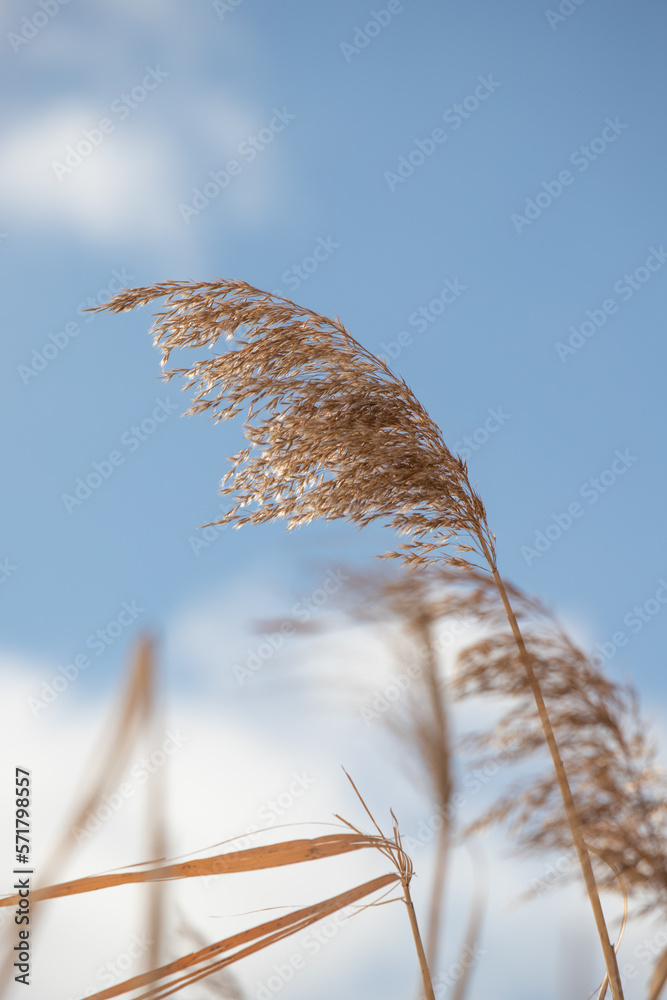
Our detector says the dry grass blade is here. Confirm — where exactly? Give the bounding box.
[91,279,494,571]
[175,909,245,999]
[81,873,399,1000]
[0,833,385,909]
[144,643,167,981]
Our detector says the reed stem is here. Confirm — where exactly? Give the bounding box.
[403,878,437,1000]
[425,823,449,973]
[415,614,451,974]
[478,538,624,1000]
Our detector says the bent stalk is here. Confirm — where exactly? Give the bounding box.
[404,878,437,1000]
[478,538,624,1000]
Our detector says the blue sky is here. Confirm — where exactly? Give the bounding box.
[1,2,666,998]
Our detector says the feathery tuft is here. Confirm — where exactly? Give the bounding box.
[93,278,494,570]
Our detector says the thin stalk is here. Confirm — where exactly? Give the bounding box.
[414,615,452,973]
[478,537,624,1000]
[146,641,165,984]
[425,823,449,973]
[450,859,485,1000]
[403,878,436,1000]
[339,774,436,1000]
[647,945,667,1000]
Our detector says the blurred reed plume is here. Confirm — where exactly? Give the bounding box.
[0,637,164,997]
[333,564,667,999]
[449,577,667,911]
[448,573,667,999]
[94,277,623,997]
[328,567,489,1000]
[328,568,455,975]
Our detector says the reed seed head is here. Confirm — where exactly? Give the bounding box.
[95,278,495,570]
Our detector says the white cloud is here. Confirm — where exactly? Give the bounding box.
[2,583,666,1000]
[2,0,296,265]
[0,93,295,267]
[0,650,388,1000]
[0,107,181,243]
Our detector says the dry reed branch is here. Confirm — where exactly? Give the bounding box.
[93,278,623,998]
[481,547,623,999]
[2,816,431,1000]
[0,833,387,909]
[1,829,406,999]
[83,874,401,1000]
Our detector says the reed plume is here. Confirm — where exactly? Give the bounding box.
[335,568,490,1000]
[449,584,667,997]
[446,576,667,909]
[94,277,624,998]
[94,279,492,571]
[336,565,667,996]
